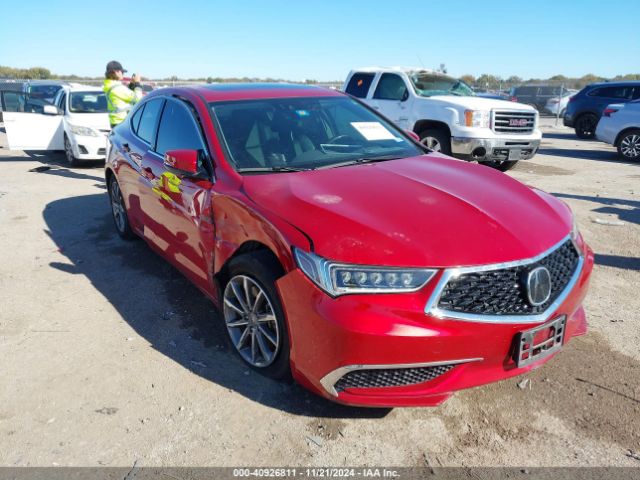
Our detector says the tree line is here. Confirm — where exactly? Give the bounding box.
[2,65,639,90]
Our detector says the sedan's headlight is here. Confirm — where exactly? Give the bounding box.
[464,110,490,128]
[69,124,99,137]
[293,248,437,296]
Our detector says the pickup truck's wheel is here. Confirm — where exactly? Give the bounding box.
[480,160,518,172]
[574,113,598,139]
[420,129,451,155]
[64,134,80,167]
[222,252,291,380]
[108,176,135,240]
[617,129,640,161]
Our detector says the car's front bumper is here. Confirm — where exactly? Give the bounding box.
[70,133,108,160]
[277,243,594,407]
[451,136,541,162]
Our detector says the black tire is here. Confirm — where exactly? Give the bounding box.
[222,252,291,380]
[107,176,135,240]
[479,160,519,172]
[419,129,452,155]
[64,134,80,167]
[616,129,640,161]
[574,113,598,139]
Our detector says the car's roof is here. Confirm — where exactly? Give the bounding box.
[28,80,69,86]
[172,82,343,102]
[586,80,640,88]
[350,66,439,75]
[60,84,103,93]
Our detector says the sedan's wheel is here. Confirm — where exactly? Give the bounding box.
[222,253,290,379]
[419,129,452,155]
[224,275,279,367]
[574,113,598,139]
[64,135,80,167]
[108,177,135,240]
[618,129,640,161]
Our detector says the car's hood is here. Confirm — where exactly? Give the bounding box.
[429,95,535,112]
[65,113,110,131]
[242,155,571,267]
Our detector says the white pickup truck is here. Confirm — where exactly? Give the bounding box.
[343,67,542,171]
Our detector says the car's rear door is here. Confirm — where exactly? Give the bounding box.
[589,86,636,114]
[138,96,215,292]
[1,91,64,150]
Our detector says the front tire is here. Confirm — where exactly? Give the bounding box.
[222,252,291,380]
[64,135,80,167]
[617,129,640,161]
[419,129,452,155]
[108,176,135,240]
[574,113,598,139]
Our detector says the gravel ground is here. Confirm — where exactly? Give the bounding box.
[0,118,638,467]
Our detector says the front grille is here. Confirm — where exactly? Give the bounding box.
[437,240,579,316]
[334,364,454,392]
[492,110,536,134]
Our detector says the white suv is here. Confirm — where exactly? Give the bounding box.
[596,100,640,161]
[344,67,542,171]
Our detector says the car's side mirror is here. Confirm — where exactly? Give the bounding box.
[163,149,200,176]
[43,104,62,115]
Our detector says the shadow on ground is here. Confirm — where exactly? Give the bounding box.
[43,193,390,419]
[0,151,105,182]
[554,192,640,227]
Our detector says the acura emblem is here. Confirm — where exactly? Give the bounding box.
[526,266,552,306]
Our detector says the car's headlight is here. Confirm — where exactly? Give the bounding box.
[464,110,490,128]
[293,248,437,296]
[69,124,98,137]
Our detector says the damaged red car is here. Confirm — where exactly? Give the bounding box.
[105,83,594,407]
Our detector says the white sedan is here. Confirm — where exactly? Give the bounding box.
[596,100,640,161]
[1,84,110,165]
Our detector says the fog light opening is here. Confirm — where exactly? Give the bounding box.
[471,147,486,159]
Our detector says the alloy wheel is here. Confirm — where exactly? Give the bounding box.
[64,137,75,165]
[421,136,441,152]
[223,275,280,368]
[109,180,126,233]
[620,134,640,159]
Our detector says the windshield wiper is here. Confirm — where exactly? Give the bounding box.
[318,155,403,169]
[236,166,315,174]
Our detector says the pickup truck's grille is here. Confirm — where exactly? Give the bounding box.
[436,240,580,316]
[492,110,536,134]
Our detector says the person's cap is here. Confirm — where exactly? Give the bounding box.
[106,60,127,73]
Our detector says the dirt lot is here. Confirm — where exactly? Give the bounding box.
[0,118,639,468]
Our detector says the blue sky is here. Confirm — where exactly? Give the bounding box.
[1,0,638,81]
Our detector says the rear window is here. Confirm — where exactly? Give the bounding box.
[512,86,538,95]
[345,73,375,98]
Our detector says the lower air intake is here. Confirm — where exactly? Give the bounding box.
[334,364,455,392]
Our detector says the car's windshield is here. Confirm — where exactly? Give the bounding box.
[210,96,423,173]
[69,92,108,113]
[409,73,475,97]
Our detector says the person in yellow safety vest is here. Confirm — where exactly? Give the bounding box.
[103,60,143,129]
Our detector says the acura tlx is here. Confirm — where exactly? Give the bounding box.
[105,83,593,407]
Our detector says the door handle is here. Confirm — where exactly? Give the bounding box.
[122,143,131,153]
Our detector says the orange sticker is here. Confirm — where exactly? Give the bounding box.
[357,79,363,87]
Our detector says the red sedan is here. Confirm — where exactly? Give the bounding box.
[105,83,594,407]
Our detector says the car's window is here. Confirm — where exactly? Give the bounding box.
[538,86,561,96]
[1,91,26,112]
[136,98,164,144]
[155,99,206,157]
[210,96,423,173]
[28,85,63,104]
[373,74,408,101]
[129,104,144,134]
[513,86,537,96]
[345,73,375,98]
[409,73,475,97]
[69,92,108,113]
[589,86,635,99]
[633,87,640,100]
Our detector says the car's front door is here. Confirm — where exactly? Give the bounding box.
[138,97,215,292]
[368,73,412,129]
[1,91,64,150]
